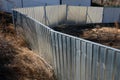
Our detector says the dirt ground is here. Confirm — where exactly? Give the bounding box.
[0,12,56,80]
[53,24,120,49]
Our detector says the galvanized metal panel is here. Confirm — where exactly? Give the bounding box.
[23,17,37,52]
[57,5,67,25]
[87,7,103,23]
[66,36,72,80]
[35,22,54,65]
[51,31,57,71]
[81,41,87,80]
[70,38,76,80]
[33,7,45,23]
[19,8,31,14]
[46,6,59,26]
[16,12,21,26]
[114,52,120,80]
[41,27,47,60]
[99,47,106,80]
[92,45,99,80]
[57,33,63,80]
[105,49,115,80]
[61,35,67,80]
[40,25,46,58]
[24,8,29,14]
[23,18,32,48]
[75,39,81,80]
[35,23,42,54]
[86,43,93,80]
[18,7,35,18]
[27,18,38,53]
[46,5,66,27]
[67,6,87,24]
[46,29,53,65]
[52,32,60,80]
[103,8,120,23]
[27,8,35,18]
[14,6,120,80]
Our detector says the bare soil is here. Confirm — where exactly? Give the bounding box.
[53,24,120,49]
[0,11,56,80]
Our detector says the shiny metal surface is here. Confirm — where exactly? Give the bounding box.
[13,5,120,80]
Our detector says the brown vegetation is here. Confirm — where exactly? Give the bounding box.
[0,11,56,80]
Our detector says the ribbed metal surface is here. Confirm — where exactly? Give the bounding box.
[87,7,103,23]
[67,6,87,24]
[13,5,120,80]
[33,7,45,23]
[46,5,66,27]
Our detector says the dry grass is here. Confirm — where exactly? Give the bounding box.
[0,38,56,80]
[0,11,56,80]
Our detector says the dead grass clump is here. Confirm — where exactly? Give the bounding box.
[0,11,56,80]
[0,37,56,80]
[0,23,29,48]
[0,38,19,80]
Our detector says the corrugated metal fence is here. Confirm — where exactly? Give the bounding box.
[13,5,120,80]
[13,5,120,26]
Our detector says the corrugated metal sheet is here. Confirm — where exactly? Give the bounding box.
[22,16,38,52]
[33,7,45,23]
[13,5,120,80]
[103,8,120,23]
[67,6,87,24]
[87,7,103,23]
[35,22,53,65]
[46,5,66,27]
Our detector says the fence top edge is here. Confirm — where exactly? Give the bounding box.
[52,29,120,52]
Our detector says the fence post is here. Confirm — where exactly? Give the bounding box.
[65,4,68,24]
[43,5,47,25]
[21,0,23,8]
[85,7,88,23]
[102,7,105,23]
